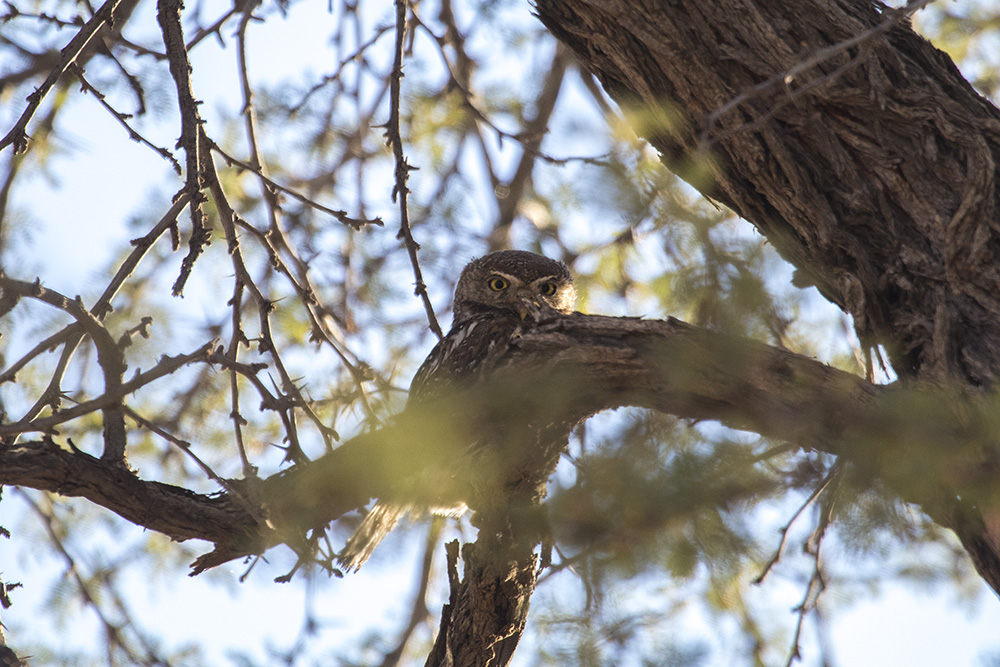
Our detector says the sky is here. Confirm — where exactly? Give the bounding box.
[3,0,1000,665]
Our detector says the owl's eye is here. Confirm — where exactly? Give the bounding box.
[539,282,557,296]
[488,276,509,291]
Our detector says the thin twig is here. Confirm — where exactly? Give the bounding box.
[70,64,181,173]
[754,463,840,584]
[0,0,125,153]
[210,142,382,229]
[388,0,443,339]
[784,463,842,667]
[291,22,394,112]
[157,0,210,297]
[184,3,241,51]
[123,405,227,487]
[122,404,269,526]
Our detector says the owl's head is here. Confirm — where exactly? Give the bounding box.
[452,250,576,325]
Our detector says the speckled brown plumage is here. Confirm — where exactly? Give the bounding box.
[408,250,576,404]
[338,250,576,571]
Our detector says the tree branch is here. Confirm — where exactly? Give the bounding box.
[534,0,1000,596]
[0,0,126,154]
[0,276,127,460]
[157,0,210,297]
[7,312,991,582]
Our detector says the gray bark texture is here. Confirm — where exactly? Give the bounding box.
[535,0,1000,599]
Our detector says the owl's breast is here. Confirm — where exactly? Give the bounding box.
[407,312,525,406]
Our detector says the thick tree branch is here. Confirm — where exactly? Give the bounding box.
[0,441,262,548]
[535,0,1000,385]
[534,0,1000,595]
[7,313,991,579]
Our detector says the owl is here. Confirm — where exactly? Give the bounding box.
[338,250,576,571]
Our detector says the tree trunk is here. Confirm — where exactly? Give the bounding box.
[535,0,1000,594]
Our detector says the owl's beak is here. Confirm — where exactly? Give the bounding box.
[515,293,541,321]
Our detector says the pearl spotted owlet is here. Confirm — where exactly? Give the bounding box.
[338,250,576,571]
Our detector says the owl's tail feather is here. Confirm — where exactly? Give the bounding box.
[338,502,413,572]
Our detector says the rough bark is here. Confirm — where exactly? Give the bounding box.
[5,313,990,571]
[535,0,1000,595]
[7,312,999,662]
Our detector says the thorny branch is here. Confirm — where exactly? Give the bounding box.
[157,0,210,297]
[0,276,128,459]
[0,0,125,153]
[70,64,182,173]
[210,142,382,230]
[0,194,189,422]
[203,154,345,456]
[0,335,216,437]
[389,0,443,340]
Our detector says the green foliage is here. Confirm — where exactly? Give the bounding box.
[1,0,997,664]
